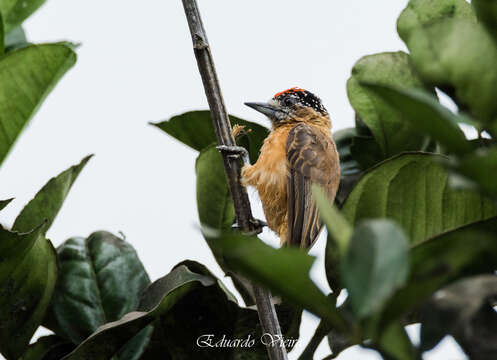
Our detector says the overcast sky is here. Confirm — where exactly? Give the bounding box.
[0,1,466,359]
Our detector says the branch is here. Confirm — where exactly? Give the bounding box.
[180,1,288,359]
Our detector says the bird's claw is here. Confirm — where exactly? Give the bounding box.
[232,218,267,235]
[216,145,250,164]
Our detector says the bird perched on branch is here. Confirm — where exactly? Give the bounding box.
[221,87,340,249]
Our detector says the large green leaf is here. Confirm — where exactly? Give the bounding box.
[152,110,269,163]
[211,232,350,332]
[379,217,497,329]
[0,44,76,167]
[342,153,497,245]
[20,335,74,360]
[363,84,472,155]
[0,0,46,32]
[0,157,90,359]
[473,0,497,42]
[398,0,497,126]
[47,231,152,360]
[63,261,272,360]
[342,220,409,319]
[347,51,433,158]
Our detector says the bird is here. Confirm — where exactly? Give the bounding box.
[239,87,340,249]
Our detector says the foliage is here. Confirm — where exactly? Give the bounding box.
[2,0,497,360]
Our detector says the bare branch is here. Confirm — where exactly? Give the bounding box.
[181,1,288,359]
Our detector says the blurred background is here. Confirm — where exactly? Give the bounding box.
[0,1,467,359]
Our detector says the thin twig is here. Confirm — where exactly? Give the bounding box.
[181,1,288,359]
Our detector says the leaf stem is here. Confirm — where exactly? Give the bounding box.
[180,1,288,359]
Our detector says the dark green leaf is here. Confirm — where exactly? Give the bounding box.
[211,232,350,332]
[48,232,151,360]
[347,52,433,158]
[1,156,89,359]
[13,155,92,232]
[342,220,409,318]
[0,224,56,360]
[20,335,74,360]
[152,110,269,163]
[342,153,497,245]
[380,218,497,330]
[0,44,77,167]
[350,135,384,170]
[363,84,472,155]
[0,12,5,55]
[398,1,497,125]
[473,0,497,42]
[0,198,13,211]
[0,0,46,32]
[62,264,216,360]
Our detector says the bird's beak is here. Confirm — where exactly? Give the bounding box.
[244,102,280,121]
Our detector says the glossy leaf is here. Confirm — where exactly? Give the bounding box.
[64,261,272,360]
[0,157,90,359]
[363,84,472,155]
[398,1,497,125]
[20,335,74,360]
[342,220,409,318]
[211,232,349,332]
[0,0,46,32]
[342,153,497,245]
[380,217,497,329]
[48,231,151,360]
[0,44,76,167]
[347,51,432,157]
[152,110,269,163]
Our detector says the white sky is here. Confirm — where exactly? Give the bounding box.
[0,0,467,359]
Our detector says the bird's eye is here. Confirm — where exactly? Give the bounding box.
[283,96,296,107]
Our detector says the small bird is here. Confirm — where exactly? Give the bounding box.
[241,87,340,248]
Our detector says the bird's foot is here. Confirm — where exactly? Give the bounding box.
[216,145,250,164]
[232,218,267,235]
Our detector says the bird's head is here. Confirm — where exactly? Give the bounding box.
[245,87,330,128]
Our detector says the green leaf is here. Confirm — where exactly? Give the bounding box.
[455,146,497,198]
[0,197,13,211]
[0,11,5,55]
[0,224,56,360]
[47,231,152,360]
[375,322,416,360]
[342,220,409,318]
[152,110,269,163]
[380,217,497,329]
[342,153,497,245]
[362,84,472,155]
[0,44,76,167]
[196,145,235,231]
[398,1,497,125]
[347,51,433,158]
[473,0,497,42]
[13,155,92,232]
[20,335,74,360]
[0,0,46,32]
[5,25,28,53]
[0,156,89,359]
[211,232,350,332]
[63,261,272,360]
